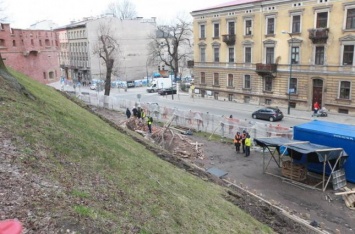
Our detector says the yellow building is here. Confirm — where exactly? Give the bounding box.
[191,0,355,114]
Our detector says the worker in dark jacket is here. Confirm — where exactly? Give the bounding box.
[132,106,138,118]
[126,108,131,119]
[147,116,153,133]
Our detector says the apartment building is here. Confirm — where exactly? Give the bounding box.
[0,23,60,84]
[191,0,355,114]
[56,15,157,83]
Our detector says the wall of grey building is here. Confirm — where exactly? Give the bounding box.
[87,16,157,82]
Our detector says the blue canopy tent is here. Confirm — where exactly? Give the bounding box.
[254,137,348,191]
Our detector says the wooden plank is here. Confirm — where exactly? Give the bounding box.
[335,190,355,196]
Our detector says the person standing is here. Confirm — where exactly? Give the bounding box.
[137,107,142,119]
[126,108,131,119]
[241,130,247,153]
[141,109,146,120]
[132,106,138,118]
[233,132,242,153]
[245,134,251,157]
[147,116,153,133]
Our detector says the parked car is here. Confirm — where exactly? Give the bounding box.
[251,107,284,122]
[158,87,177,95]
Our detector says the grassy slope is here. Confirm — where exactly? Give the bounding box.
[0,70,274,233]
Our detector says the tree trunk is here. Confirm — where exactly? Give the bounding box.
[104,59,114,96]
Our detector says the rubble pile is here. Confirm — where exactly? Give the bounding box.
[124,117,204,160]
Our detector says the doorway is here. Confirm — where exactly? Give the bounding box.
[312,78,323,110]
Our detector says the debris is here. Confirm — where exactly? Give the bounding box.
[309,220,318,227]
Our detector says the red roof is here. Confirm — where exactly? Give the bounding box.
[193,0,262,12]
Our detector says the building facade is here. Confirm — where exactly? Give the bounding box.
[191,0,355,114]
[0,23,60,84]
[56,15,157,83]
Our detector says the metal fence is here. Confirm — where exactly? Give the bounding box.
[70,91,293,141]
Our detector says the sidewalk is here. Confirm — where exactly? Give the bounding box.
[175,90,355,126]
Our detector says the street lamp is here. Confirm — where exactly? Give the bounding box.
[282,31,293,115]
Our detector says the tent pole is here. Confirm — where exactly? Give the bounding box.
[322,155,327,191]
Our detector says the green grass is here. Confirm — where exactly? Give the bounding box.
[0,69,274,233]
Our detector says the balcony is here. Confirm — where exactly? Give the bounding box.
[255,63,277,77]
[222,34,236,46]
[308,28,329,44]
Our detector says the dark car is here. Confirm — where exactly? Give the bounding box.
[252,107,284,122]
[158,87,177,95]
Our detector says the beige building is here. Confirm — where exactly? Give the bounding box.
[191,0,355,114]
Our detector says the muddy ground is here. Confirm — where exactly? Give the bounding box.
[92,107,354,234]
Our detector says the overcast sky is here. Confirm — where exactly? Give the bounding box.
[3,0,229,28]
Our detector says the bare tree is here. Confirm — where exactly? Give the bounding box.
[148,18,193,99]
[106,0,137,20]
[93,22,120,96]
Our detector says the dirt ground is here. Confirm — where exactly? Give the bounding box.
[92,107,355,234]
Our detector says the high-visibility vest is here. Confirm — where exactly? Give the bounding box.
[245,138,251,146]
[234,135,242,143]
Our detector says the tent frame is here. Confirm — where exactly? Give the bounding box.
[258,137,345,191]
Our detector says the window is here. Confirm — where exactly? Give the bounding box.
[289,78,298,94]
[245,47,251,63]
[245,20,252,35]
[31,39,34,46]
[228,47,234,63]
[291,46,299,64]
[316,12,328,28]
[266,17,275,34]
[292,15,301,33]
[244,75,251,89]
[228,74,233,87]
[39,40,42,46]
[228,21,235,35]
[213,23,220,38]
[315,46,324,65]
[214,47,220,62]
[264,76,273,91]
[213,73,219,86]
[200,47,206,62]
[49,71,54,79]
[45,39,50,46]
[346,9,355,29]
[343,45,354,65]
[200,24,206,38]
[339,81,351,99]
[201,72,206,84]
[12,40,16,47]
[266,47,274,64]
[0,39,5,47]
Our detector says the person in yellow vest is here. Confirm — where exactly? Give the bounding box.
[245,134,251,157]
[147,116,153,133]
[241,130,247,153]
[233,132,242,153]
[141,109,146,120]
